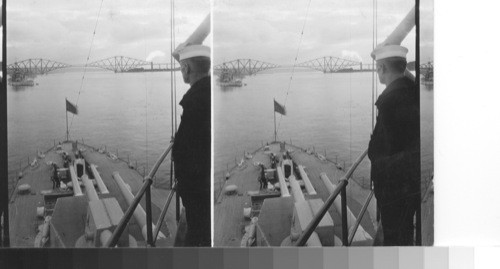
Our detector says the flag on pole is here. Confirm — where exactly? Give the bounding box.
[274,99,286,115]
[66,99,78,115]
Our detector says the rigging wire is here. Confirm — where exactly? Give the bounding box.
[371,0,380,129]
[68,0,105,137]
[145,72,149,172]
[169,0,177,189]
[349,77,352,166]
[371,0,376,129]
[370,0,379,195]
[276,0,313,138]
[173,0,178,133]
[349,1,353,165]
[170,0,178,136]
[143,0,150,173]
[170,0,175,139]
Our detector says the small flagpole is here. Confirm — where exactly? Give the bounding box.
[273,99,277,142]
[274,111,277,142]
[65,99,69,141]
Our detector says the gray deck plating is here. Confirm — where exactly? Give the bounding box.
[214,142,377,247]
[9,141,177,247]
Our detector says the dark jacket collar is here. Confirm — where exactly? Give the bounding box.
[179,76,210,107]
[375,76,413,106]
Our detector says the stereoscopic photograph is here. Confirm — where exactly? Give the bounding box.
[213,0,433,247]
[0,0,436,253]
[2,0,211,247]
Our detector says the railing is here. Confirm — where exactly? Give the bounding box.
[105,142,175,247]
[153,181,177,242]
[348,190,374,245]
[294,148,422,246]
[294,148,368,246]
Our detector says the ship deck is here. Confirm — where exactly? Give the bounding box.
[214,142,377,247]
[9,141,177,247]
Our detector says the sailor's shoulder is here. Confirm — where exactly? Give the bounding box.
[380,80,415,107]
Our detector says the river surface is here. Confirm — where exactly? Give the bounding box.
[7,69,433,196]
[214,70,433,188]
[7,70,187,195]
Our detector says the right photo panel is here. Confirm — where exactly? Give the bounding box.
[213,0,433,247]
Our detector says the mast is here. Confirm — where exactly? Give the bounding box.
[169,0,176,189]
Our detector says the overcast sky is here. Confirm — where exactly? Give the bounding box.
[6,0,433,66]
[214,0,433,66]
[7,0,211,65]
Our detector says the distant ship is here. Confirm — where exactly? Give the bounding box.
[421,61,433,86]
[217,69,243,87]
[8,69,35,87]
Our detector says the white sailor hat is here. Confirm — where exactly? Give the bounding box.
[178,44,211,61]
[371,44,408,61]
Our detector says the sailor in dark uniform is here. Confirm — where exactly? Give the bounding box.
[171,44,211,247]
[52,163,60,189]
[270,153,277,169]
[368,45,420,246]
[259,164,267,190]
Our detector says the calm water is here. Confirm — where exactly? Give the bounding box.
[7,70,434,195]
[8,70,187,193]
[214,71,433,186]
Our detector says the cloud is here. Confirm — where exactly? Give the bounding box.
[146,50,166,62]
[7,0,432,65]
[7,0,210,64]
[341,50,363,62]
[214,0,430,65]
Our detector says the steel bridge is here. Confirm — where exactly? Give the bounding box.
[407,60,433,74]
[88,56,178,73]
[296,56,362,73]
[214,57,372,77]
[214,59,280,76]
[7,58,72,75]
[7,56,178,74]
[419,61,433,73]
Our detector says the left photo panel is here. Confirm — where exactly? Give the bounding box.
[3,0,211,247]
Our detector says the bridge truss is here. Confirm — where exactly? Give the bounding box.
[297,56,361,73]
[420,61,433,82]
[214,59,279,76]
[89,56,152,73]
[420,61,433,73]
[7,58,72,74]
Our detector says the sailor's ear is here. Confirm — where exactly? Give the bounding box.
[380,63,387,74]
[185,61,193,74]
[183,62,189,74]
